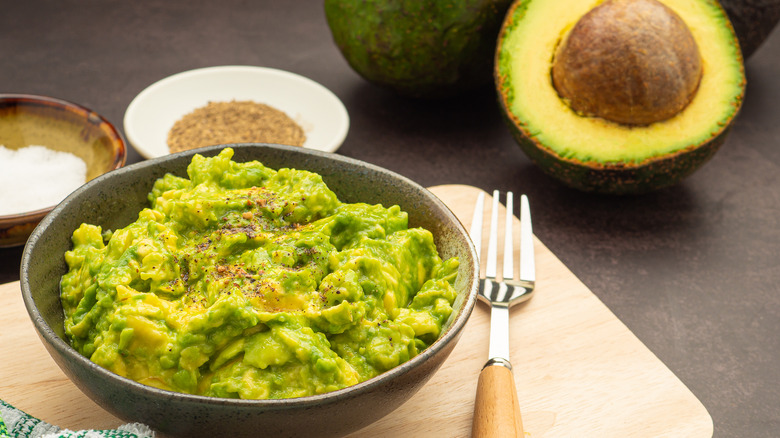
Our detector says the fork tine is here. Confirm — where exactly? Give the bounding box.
[519,194,535,288]
[485,190,500,279]
[503,192,514,281]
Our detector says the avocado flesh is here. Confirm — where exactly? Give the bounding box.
[496,0,744,169]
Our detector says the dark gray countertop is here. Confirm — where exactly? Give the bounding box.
[2,1,778,436]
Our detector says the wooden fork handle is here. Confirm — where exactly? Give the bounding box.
[472,363,524,438]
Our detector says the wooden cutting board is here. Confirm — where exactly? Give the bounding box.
[0,184,712,437]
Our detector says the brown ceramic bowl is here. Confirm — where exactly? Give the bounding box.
[20,143,478,438]
[0,94,126,247]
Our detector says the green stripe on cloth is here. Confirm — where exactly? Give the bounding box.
[0,400,153,438]
[1,404,7,438]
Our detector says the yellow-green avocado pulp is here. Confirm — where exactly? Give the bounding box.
[495,0,745,194]
[60,148,459,399]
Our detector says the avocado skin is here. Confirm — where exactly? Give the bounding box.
[719,0,780,59]
[500,102,732,194]
[325,0,512,99]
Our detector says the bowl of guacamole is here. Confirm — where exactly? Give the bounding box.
[21,144,478,438]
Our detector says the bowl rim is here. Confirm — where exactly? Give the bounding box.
[123,65,350,159]
[20,142,478,409]
[0,93,127,220]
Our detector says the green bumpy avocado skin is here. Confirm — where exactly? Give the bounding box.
[60,148,459,399]
[325,0,512,98]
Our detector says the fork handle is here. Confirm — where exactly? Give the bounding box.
[472,362,524,438]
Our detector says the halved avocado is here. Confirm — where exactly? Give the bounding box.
[496,0,746,194]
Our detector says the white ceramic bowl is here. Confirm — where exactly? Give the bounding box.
[123,66,349,159]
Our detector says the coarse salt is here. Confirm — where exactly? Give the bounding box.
[0,145,88,216]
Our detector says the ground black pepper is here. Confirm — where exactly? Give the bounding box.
[167,100,306,153]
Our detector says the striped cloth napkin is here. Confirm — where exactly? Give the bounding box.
[0,400,154,438]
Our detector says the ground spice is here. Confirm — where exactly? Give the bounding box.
[167,100,306,153]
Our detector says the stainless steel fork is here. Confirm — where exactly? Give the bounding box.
[471,190,535,438]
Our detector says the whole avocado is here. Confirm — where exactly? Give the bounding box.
[325,0,512,99]
[718,0,780,58]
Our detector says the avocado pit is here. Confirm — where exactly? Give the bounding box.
[551,0,703,126]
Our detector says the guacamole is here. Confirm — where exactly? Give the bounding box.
[60,148,459,399]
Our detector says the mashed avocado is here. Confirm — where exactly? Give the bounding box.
[60,148,459,399]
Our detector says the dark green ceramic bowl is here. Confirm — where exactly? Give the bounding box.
[20,143,478,438]
[0,94,126,247]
